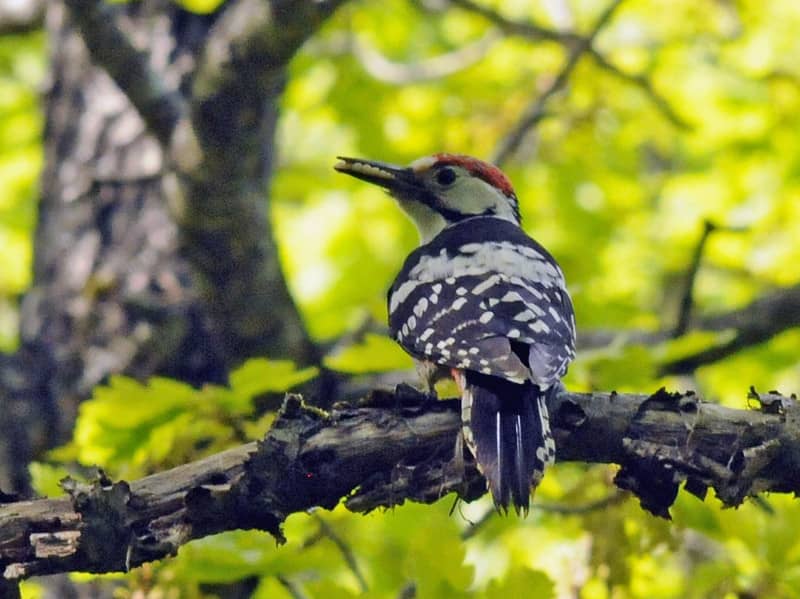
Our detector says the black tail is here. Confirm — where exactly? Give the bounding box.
[461,372,554,515]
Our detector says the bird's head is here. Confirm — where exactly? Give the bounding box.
[335,153,520,243]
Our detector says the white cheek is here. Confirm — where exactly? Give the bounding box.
[442,179,517,223]
[443,179,497,213]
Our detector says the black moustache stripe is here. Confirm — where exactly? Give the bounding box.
[418,190,496,222]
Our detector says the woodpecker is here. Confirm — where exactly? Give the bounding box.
[335,153,576,514]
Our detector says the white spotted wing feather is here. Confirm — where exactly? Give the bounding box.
[388,217,576,388]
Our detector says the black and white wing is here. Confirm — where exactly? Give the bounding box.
[388,217,576,388]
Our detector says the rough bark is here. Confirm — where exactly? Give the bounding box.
[0,0,343,495]
[175,0,344,366]
[2,386,799,581]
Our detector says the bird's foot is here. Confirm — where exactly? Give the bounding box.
[362,383,436,411]
[395,382,438,406]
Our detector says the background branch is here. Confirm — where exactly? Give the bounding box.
[3,386,799,580]
[448,0,581,45]
[587,50,691,129]
[672,220,718,338]
[660,282,800,375]
[492,0,624,165]
[580,281,800,370]
[453,0,688,151]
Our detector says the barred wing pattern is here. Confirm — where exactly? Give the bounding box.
[388,217,576,388]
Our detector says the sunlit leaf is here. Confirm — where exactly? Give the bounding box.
[230,358,319,397]
[482,567,554,599]
[324,333,413,373]
[28,462,70,498]
[7,0,800,595]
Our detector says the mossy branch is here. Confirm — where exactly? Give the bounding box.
[2,386,799,582]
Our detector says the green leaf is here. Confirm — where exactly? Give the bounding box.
[482,568,555,599]
[324,334,413,373]
[671,489,721,537]
[655,329,737,364]
[28,462,70,498]
[230,358,319,396]
[174,530,285,583]
[66,375,199,473]
[49,359,318,478]
[578,344,657,391]
[19,579,44,599]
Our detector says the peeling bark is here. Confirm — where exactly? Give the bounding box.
[2,386,799,581]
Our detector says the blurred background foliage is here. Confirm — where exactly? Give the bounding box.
[3,0,800,597]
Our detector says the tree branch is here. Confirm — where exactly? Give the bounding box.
[672,220,718,338]
[192,0,348,102]
[492,0,624,165]
[167,0,348,367]
[586,50,691,129]
[448,0,581,45]
[452,0,689,153]
[3,386,800,580]
[660,283,800,375]
[573,281,800,375]
[63,0,187,147]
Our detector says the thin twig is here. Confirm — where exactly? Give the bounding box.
[453,0,689,154]
[587,50,691,129]
[276,575,310,599]
[314,515,369,593]
[461,490,628,538]
[492,0,624,165]
[671,221,751,340]
[535,489,628,514]
[673,220,717,338]
[460,508,494,539]
[449,0,581,45]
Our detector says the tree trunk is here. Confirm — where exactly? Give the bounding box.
[0,0,338,494]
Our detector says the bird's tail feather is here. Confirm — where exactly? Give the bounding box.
[460,371,554,515]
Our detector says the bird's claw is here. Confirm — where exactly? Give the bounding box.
[394,382,438,406]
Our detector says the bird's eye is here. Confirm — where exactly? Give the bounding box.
[436,167,457,186]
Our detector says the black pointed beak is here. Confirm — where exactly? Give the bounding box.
[334,156,421,194]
